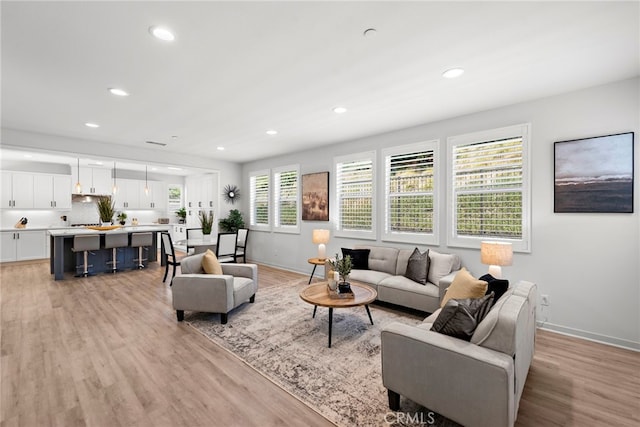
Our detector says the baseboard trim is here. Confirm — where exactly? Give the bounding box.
[537,322,640,352]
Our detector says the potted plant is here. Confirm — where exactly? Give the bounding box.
[329,253,352,290]
[199,210,214,236]
[175,207,187,224]
[116,212,127,226]
[218,209,245,232]
[96,196,115,225]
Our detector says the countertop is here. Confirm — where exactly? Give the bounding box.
[47,225,171,236]
[1,223,178,233]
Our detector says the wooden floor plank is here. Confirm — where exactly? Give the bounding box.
[1,258,638,426]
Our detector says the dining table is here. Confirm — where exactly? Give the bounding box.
[175,237,217,255]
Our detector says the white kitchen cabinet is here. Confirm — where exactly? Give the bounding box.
[138,181,166,210]
[114,178,140,209]
[185,174,217,227]
[1,171,34,209]
[0,230,46,262]
[33,174,72,209]
[170,224,187,243]
[72,167,112,195]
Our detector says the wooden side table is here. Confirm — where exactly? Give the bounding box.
[307,258,326,284]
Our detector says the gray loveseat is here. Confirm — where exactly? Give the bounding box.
[381,280,537,427]
[328,245,462,313]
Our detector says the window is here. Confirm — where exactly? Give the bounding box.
[249,170,270,230]
[383,141,439,244]
[273,165,300,233]
[334,151,376,239]
[447,124,531,252]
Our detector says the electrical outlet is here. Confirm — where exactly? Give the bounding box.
[541,294,550,306]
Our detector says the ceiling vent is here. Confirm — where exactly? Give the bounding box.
[146,140,167,147]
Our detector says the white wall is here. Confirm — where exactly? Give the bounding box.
[242,77,640,350]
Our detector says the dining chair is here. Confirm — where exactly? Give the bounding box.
[216,232,238,263]
[235,228,249,263]
[186,228,203,254]
[161,232,182,285]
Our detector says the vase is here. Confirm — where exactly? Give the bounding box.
[328,280,338,291]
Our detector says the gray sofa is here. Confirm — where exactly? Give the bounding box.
[381,280,537,427]
[172,252,258,324]
[328,245,462,313]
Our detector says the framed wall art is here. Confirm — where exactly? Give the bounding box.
[302,172,329,221]
[554,132,634,213]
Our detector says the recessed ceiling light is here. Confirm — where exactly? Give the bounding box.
[23,154,33,158]
[442,68,465,79]
[149,26,175,42]
[217,146,225,151]
[363,28,377,38]
[167,166,183,171]
[266,130,278,135]
[108,88,129,97]
[85,122,100,128]
[333,106,347,114]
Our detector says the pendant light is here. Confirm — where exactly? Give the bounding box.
[144,165,149,195]
[75,158,82,193]
[112,162,118,194]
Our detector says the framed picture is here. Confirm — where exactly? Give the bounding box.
[554,132,634,213]
[302,172,329,221]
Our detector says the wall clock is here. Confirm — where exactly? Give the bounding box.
[223,184,240,204]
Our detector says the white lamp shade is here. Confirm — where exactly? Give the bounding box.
[312,229,330,259]
[481,241,513,279]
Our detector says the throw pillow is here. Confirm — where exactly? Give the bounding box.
[440,267,488,308]
[341,248,370,270]
[430,293,495,340]
[202,249,223,275]
[479,274,510,303]
[404,248,430,285]
[430,299,478,340]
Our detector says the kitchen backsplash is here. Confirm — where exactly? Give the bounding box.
[0,201,169,229]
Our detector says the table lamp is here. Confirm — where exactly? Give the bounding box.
[480,241,513,279]
[312,229,330,260]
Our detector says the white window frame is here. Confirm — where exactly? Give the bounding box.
[382,140,439,245]
[334,151,377,240]
[273,164,300,234]
[446,123,531,252]
[249,169,271,232]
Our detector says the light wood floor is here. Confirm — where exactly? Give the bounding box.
[1,259,639,426]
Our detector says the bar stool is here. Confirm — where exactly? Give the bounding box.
[131,232,153,269]
[104,232,129,273]
[72,234,100,277]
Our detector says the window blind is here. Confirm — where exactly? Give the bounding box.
[385,149,434,234]
[336,157,373,232]
[453,137,523,238]
[275,169,298,227]
[250,173,269,226]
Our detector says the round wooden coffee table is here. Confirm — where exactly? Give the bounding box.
[299,281,377,348]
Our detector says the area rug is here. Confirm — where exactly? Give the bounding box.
[187,279,460,427]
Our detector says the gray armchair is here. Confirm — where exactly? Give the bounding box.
[171,252,258,324]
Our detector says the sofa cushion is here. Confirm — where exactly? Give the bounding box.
[349,269,391,287]
[379,275,439,298]
[355,245,399,275]
[479,273,510,303]
[342,248,370,270]
[202,249,223,275]
[428,250,460,285]
[395,248,413,276]
[472,294,528,356]
[404,248,430,285]
[440,267,488,307]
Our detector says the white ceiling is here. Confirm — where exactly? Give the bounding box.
[1,1,639,169]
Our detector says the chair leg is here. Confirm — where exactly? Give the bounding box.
[163,261,169,282]
[388,389,400,411]
[250,294,255,303]
[220,313,228,324]
[176,310,184,321]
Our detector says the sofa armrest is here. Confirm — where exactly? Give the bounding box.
[437,270,459,302]
[172,274,234,313]
[381,322,515,427]
[220,263,258,283]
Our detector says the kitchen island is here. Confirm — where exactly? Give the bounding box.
[48,225,170,280]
